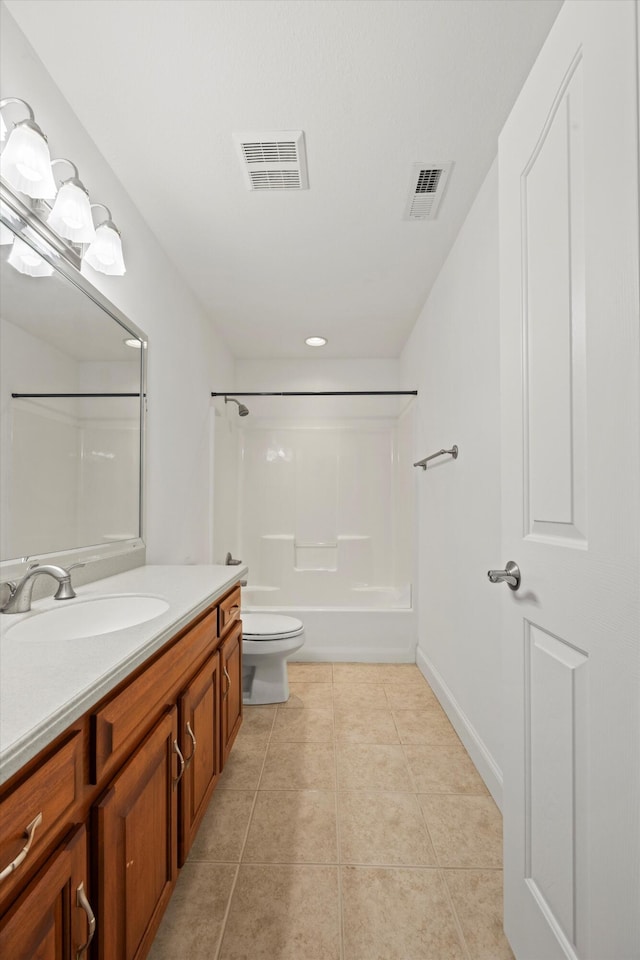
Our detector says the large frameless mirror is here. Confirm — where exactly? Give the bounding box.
[0,190,146,563]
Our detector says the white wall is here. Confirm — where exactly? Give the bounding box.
[1,6,235,565]
[401,160,504,805]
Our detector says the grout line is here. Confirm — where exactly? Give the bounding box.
[212,862,240,960]
[438,866,473,960]
[214,710,275,960]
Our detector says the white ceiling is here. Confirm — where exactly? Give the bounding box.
[5,0,562,359]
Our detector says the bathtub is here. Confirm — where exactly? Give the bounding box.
[242,585,417,662]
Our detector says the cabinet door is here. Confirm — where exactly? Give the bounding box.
[220,622,243,766]
[95,708,178,960]
[0,824,94,960]
[178,651,221,865]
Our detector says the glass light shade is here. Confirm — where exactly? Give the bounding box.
[0,122,56,198]
[0,112,7,142]
[305,336,327,347]
[7,236,54,276]
[47,179,96,242]
[0,222,14,245]
[83,222,126,275]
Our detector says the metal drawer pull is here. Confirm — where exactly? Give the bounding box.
[0,811,43,883]
[172,739,186,789]
[227,605,240,616]
[75,881,96,959]
[185,722,197,768]
[223,666,231,699]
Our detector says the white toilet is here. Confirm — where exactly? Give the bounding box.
[242,613,305,705]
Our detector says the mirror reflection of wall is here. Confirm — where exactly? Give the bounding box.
[0,220,144,561]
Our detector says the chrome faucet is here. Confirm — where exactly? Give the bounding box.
[1,562,84,614]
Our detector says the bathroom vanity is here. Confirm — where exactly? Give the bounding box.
[0,564,245,960]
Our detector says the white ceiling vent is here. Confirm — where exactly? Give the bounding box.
[234,131,309,191]
[403,162,453,220]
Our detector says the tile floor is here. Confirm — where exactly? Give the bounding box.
[149,662,515,960]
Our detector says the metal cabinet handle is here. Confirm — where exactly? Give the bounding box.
[223,666,231,699]
[487,561,521,591]
[172,739,186,789]
[184,722,197,768]
[0,812,43,883]
[75,881,96,959]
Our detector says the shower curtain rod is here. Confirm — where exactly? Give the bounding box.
[211,390,418,397]
[12,392,141,398]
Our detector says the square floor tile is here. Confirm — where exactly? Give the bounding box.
[333,682,388,710]
[188,789,255,862]
[259,741,336,791]
[243,790,338,863]
[338,792,436,865]
[238,706,276,741]
[419,794,502,867]
[219,864,341,960]
[333,706,399,744]
[271,708,334,742]
[332,663,388,684]
[341,865,466,959]
[404,744,489,794]
[444,870,515,960]
[384,682,439,711]
[288,663,334,683]
[218,737,268,790]
[281,682,334,709]
[148,862,237,960]
[337,743,413,792]
[392,707,459,745]
[381,663,425,683]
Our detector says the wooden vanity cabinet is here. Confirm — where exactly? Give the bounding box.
[94,709,178,960]
[178,651,222,865]
[0,581,244,960]
[220,621,243,765]
[0,823,92,960]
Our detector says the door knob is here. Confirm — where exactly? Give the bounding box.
[487,561,521,591]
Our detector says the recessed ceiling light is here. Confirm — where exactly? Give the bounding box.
[124,337,142,348]
[305,336,327,347]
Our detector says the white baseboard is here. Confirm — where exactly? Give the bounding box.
[416,647,503,810]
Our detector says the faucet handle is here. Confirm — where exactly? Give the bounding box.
[0,581,17,611]
[67,562,86,571]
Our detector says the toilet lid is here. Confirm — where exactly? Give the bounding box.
[242,613,304,639]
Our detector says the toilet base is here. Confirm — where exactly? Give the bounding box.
[242,659,291,705]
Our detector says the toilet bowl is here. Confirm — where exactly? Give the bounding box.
[242,613,305,705]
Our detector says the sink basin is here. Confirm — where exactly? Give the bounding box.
[6,595,171,643]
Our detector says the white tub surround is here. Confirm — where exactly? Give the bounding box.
[0,563,247,784]
[246,607,417,663]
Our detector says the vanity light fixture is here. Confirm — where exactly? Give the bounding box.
[0,98,57,199]
[7,235,54,277]
[305,336,327,347]
[0,97,127,277]
[124,338,142,349]
[83,203,126,276]
[47,159,96,243]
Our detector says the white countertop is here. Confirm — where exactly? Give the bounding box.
[0,564,247,785]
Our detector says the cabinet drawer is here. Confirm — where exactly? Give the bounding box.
[219,586,241,636]
[92,607,218,783]
[0,732,83,903]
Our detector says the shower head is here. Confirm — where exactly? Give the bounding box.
[225,396,250,417]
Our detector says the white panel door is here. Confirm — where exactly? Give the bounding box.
[498,2,640,958]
